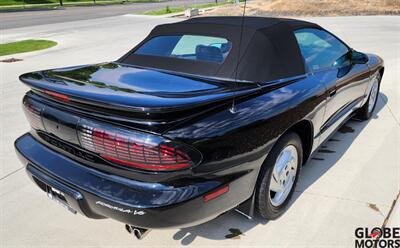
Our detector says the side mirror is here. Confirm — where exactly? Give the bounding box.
[351,50,369,64]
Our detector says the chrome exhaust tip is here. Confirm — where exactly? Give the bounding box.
[125,224,151,240]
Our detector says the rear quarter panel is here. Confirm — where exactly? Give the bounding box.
[164,74,327,178]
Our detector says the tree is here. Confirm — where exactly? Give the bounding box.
[59,0,63,6]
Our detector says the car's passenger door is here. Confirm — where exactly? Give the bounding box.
[294,28,370,143]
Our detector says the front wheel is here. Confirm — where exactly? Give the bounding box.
[255,132,303,220]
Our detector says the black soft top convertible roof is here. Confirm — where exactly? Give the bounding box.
[118,17,321,82]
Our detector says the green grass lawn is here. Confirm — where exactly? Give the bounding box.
[0,40,57,56]
[141,1,235,15]
[143,5,183,15]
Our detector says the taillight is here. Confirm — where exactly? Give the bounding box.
[77,119,201,171]
[23,101,44,130]
[43,90,70,102]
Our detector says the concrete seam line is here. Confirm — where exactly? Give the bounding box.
[375,191,400,244]
[383,191,400,227]
[0,166,24,181]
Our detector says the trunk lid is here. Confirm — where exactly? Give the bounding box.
[19,62,259,116]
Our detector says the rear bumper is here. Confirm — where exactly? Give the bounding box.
[15,133,259,229]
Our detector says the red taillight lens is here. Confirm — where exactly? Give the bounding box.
[23,102,44,130]
[43,90,70,102]
[78,119,200,171]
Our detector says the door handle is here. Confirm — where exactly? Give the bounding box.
[329,88,337,97]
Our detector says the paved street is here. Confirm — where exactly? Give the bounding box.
[0,15,399,247]
[0,0,213,29]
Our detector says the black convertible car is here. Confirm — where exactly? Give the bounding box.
[15,17,384,239]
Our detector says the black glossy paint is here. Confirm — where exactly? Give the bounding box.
[19,63,258,113]
[14,21,384,229]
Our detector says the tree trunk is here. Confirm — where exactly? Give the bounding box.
[59,0,63,6]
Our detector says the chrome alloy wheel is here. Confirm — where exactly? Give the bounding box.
[368,78,379,114]
[269,145,298,207]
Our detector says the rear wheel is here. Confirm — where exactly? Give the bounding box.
[356,74,381,120]
[255,132,303,220]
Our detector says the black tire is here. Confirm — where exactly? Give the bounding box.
[255,132,303,220]
[356,74,381,121]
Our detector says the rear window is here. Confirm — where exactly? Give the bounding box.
[135,35,232,64]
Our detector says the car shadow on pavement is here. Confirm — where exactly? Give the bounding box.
[172,93,388,245]
[293,92,387,195]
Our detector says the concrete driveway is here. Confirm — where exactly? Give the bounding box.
[0,15,399,247]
